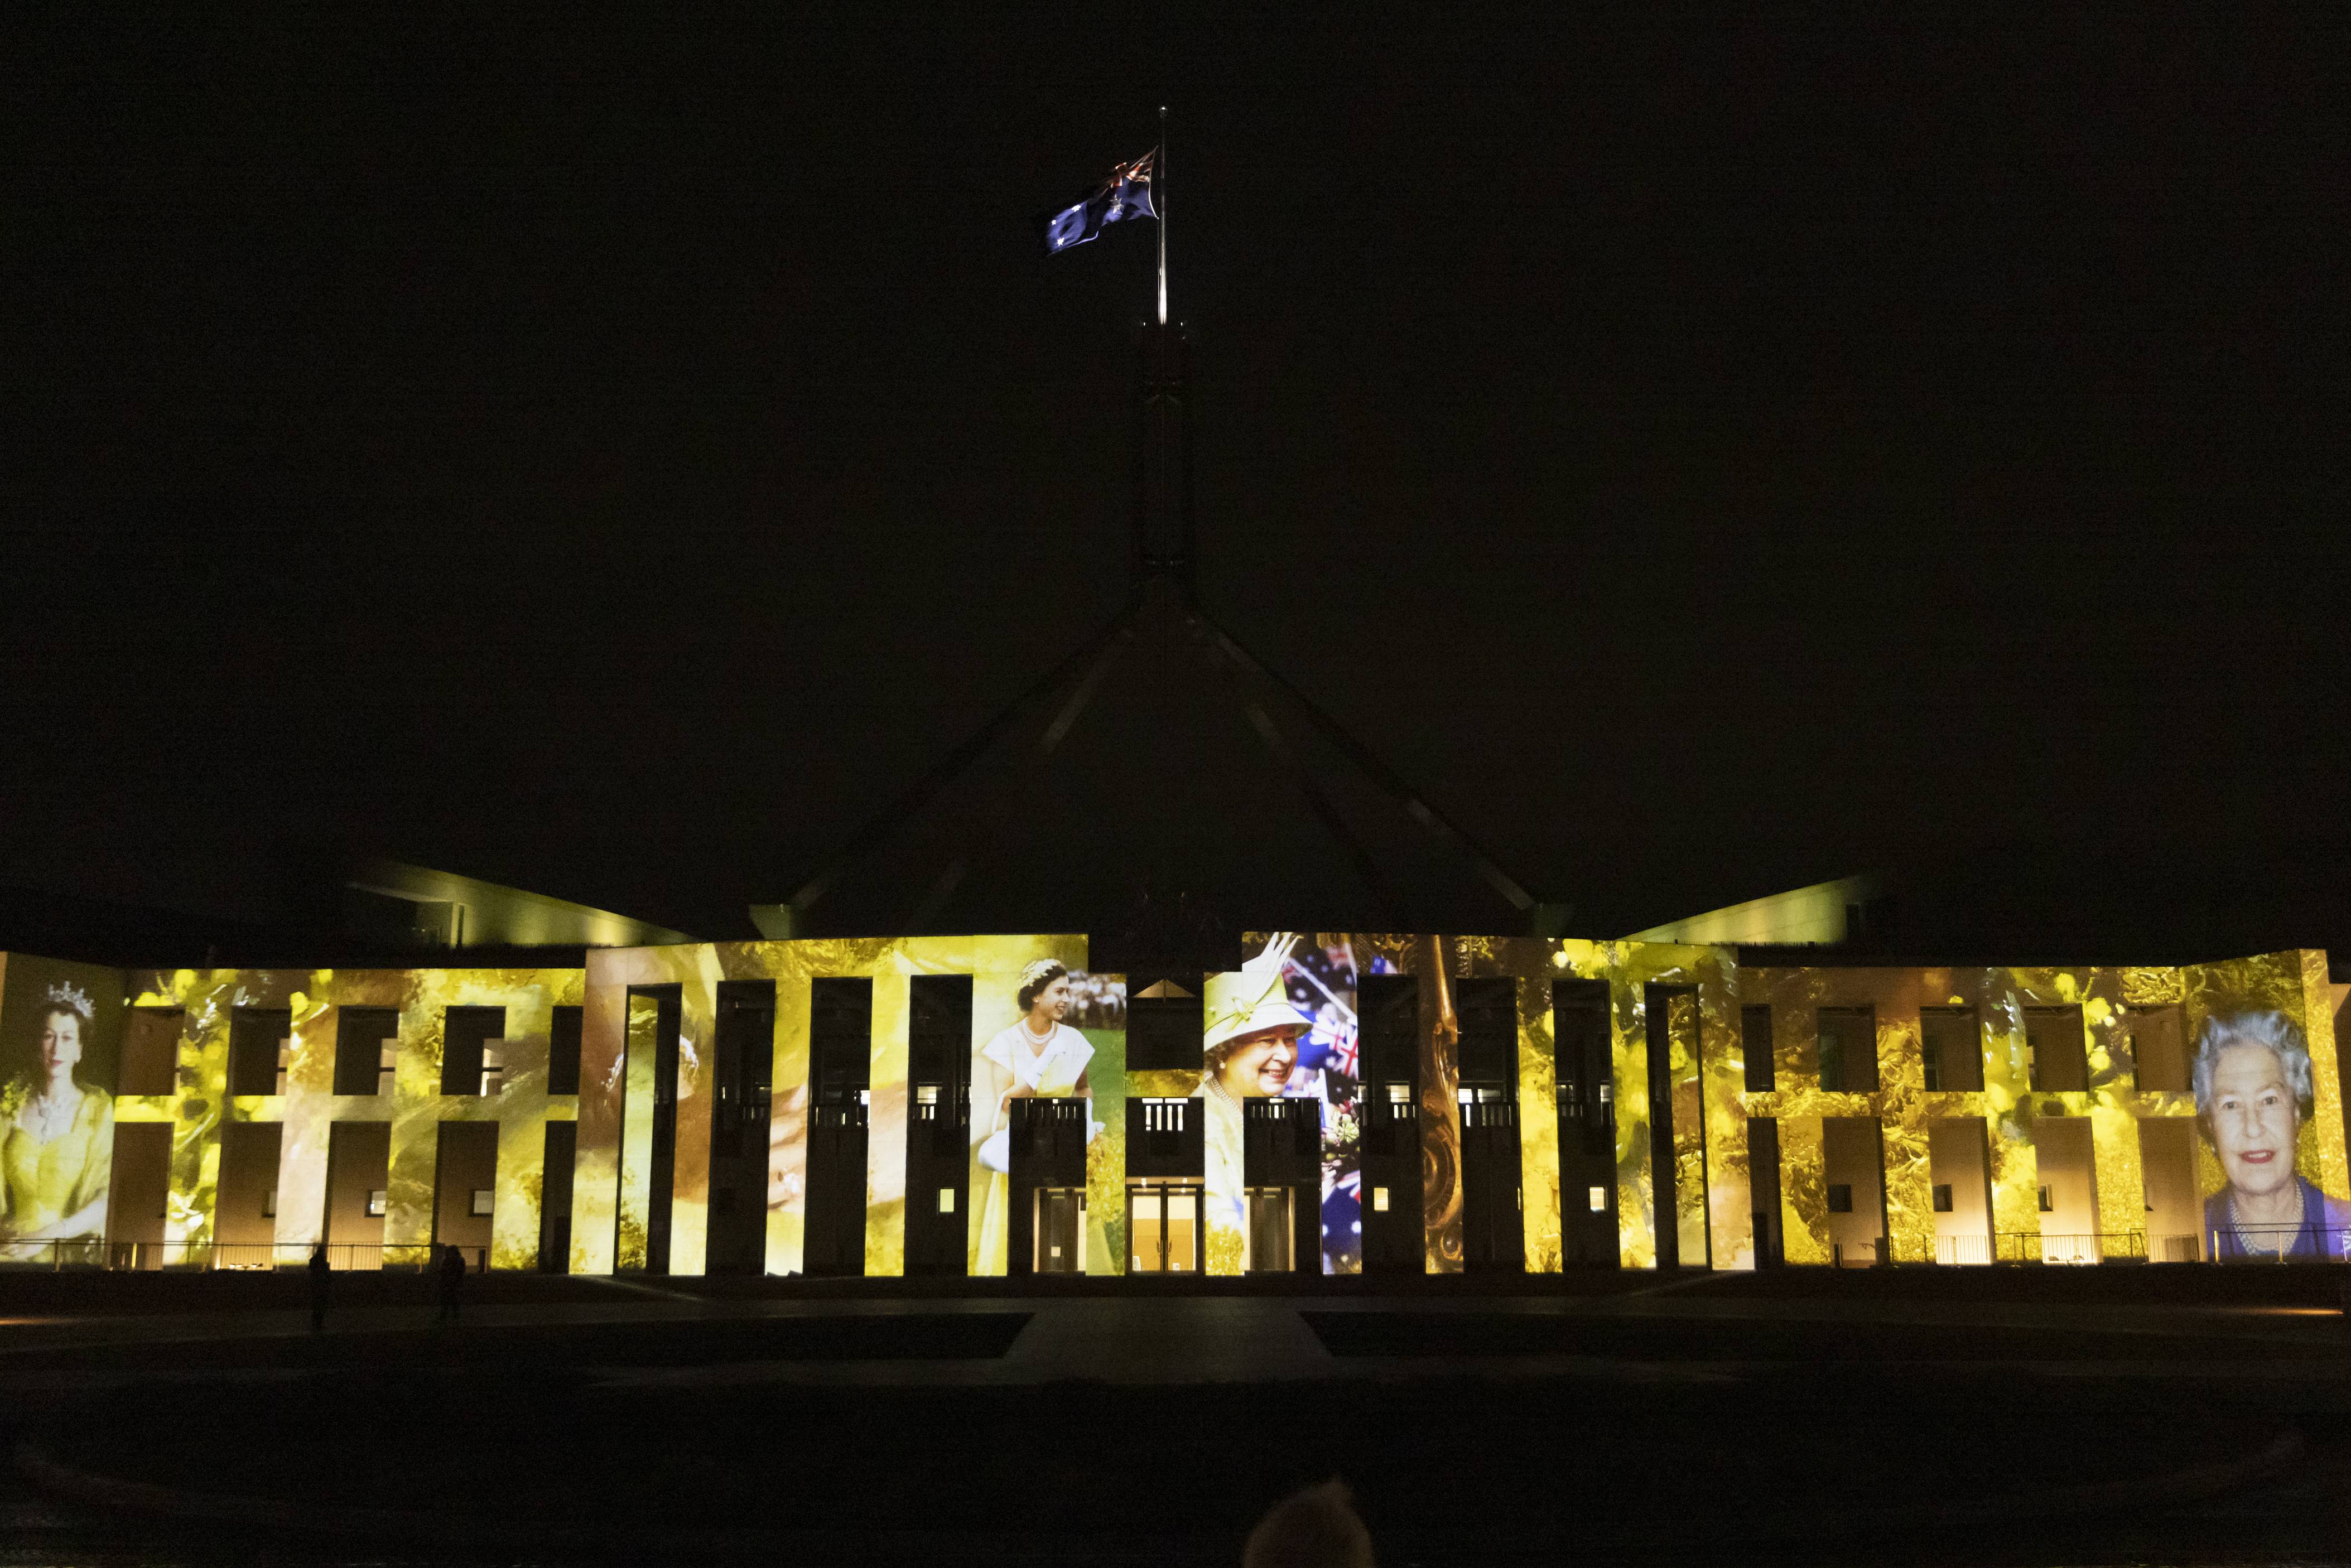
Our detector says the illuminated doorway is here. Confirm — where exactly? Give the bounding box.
[1128,1181,1202,1273]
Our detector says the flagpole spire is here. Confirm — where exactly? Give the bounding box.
[1156,105,1168,325]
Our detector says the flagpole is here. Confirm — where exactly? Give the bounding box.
[1156,105,1168,325]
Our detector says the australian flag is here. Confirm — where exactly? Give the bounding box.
[1040,149,1156,257]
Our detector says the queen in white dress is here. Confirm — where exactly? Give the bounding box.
[969,960,1094,1272]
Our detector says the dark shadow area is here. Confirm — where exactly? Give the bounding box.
[8,1371,2346,1567]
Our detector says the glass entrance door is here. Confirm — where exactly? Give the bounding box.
[1126,1183,1202,1273]
[1245,1187,1295,1273]
[1034,1187,1085,1273]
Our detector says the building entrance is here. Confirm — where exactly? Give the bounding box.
[1033,1187,1085,1273]
[1128,1181,1202,1273]
[1245,1186,1294,1273]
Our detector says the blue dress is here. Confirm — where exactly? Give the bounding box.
[2203,1175,2351,1261]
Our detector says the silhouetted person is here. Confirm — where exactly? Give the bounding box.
[307,1243,330,1333]
[1243,1481,1373,1568]
[436,1243,466,1325]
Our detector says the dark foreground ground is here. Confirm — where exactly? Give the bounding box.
[5,1265,2351,1567]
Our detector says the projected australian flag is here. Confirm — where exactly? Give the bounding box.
[1041,149,1156,256]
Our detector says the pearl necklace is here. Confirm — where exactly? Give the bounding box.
[2229,1192,2296,1255]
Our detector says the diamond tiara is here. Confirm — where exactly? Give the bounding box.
[44,980,95,1020]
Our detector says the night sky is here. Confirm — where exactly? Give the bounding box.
[7,13,2344,961]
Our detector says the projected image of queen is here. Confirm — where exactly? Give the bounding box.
[2195,1011,2351,1260]
[1200,934,1312,1106]
[973,959,1095,1173]
[0,982,114,1260]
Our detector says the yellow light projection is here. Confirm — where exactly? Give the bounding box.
[575,935,1083,1280]
[123,965,578,1268]
[1278,935,1741,1273]
[0,953,126,1261]
[1515,968,1561,1275]
[24,935,2324,1278]
[1737,951,2343,1268]
[971,968,1126,1278]
[616,992,661,1272]
[1552,940,1743,1271]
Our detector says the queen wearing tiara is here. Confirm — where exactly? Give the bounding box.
[0,981,114,1261]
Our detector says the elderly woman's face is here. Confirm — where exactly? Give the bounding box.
[2209,1043,2301,1200]
[1218,1027,1298,1098]
[40,1010,82,1077]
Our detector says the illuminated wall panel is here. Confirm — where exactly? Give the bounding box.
[1551,940,1741,1271]
[1776,1115,1830,1265]
[581,936,1081,1280]
[865,973,910,1277]
[110,966,577,1268]
[1516,971,1560,1273]
[4,937,2333,1280]
[769,973,811,1277]
[1245,935,1741,1273]
[1738,954,2345,1266]
[574,947,652,1274]
[0,954,125,1260]
[1080,978,1128,1277]
[125,970,296,1254]
[615,992,660,1271]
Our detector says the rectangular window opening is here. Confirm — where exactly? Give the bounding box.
[1815,1007,1878,1094]
[1741,1005,1774,1093]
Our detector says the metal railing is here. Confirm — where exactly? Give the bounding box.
[2206,1224,2351,1263]
[1933,1233,1992,1265]
[1996,1230,2146,1265]
[0,1239,487,1273]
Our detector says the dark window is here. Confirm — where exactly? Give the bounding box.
[1553,980,1612,1131]
[1931,1183,1954,1213]
[1357,974,1419,1087]
[1827,1184,1854,1214]
[907,976,974,1086]
[1128,977,1205,1072]
[228,1007,291,1097]
[440,1007,507,1098]
[1454,978,1516,1086]
[1816,1007,1877,1093]
[547,1006,583,1096]
[1741,1005,1774,1092]
[333,1009,401,1096]
[811,978,873,1102]
[2025,1006,2088,1092]
[1920,1007,1982,1093]
[2037,1184,2054,1213]
[2126,1005,2187,1093]
[119,1007,182,1096]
